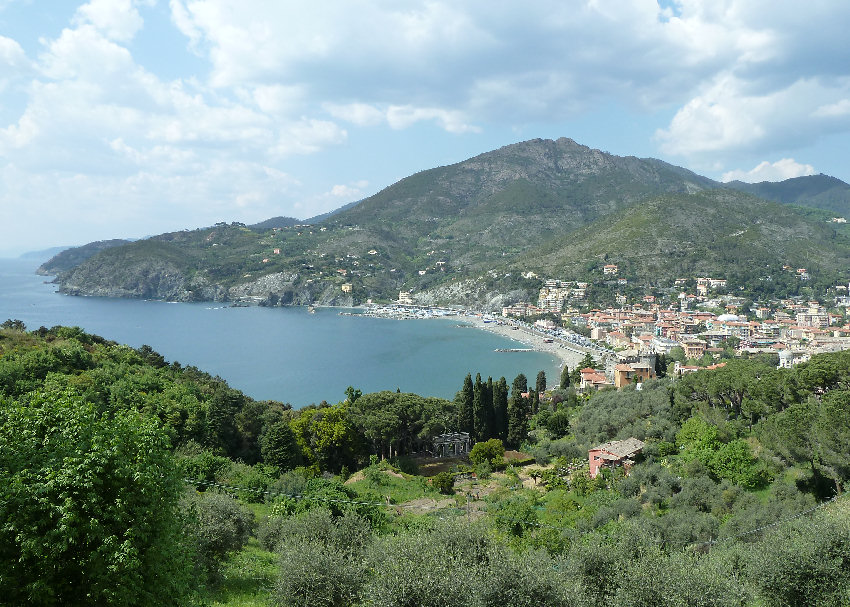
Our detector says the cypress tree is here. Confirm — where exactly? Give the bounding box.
[494,377,509,442]
[560,365,571,388]
[506,374,530,448]
[506,389,529,448]
[485,376,495,439]
[512,373,528,396]
[457,373,474,434]
[472,373,487,442]
[536,370,547,395]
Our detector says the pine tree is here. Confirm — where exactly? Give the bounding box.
[457,373,474,434]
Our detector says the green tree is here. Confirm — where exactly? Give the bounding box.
[432,471,455,495]
[469,438,505,466]
[457,373,474,434]
[260,420,301,471]
[494,377,509,442]
[560,365,571,388]
[507,376,529,448]
[472,373,487,442]
[512,373,528,395]
[0,390,191,606]
[536,370,547,395]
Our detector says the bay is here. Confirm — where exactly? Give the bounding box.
[0,257,559,406]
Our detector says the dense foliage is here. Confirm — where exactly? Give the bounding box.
[2,323,850,605]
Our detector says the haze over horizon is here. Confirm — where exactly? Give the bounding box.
[3,1,850,256]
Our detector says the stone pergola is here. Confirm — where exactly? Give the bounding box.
[432,432,471,457]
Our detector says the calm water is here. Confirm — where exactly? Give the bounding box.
[0,257,558,406]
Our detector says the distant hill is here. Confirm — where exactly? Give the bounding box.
[37,239,132,276]
[521,189,850,282]
[248,216,301,231]
[48,138,850,305]
[726,174,850,216]
[304,199,364,223]
[18,246,71,262]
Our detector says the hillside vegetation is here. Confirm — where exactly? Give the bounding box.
[522,189,850,281]
[2,322,850,605]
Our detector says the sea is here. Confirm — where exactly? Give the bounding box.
[0,257,559,407]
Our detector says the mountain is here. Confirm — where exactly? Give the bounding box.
[248,216,301,231]
[521,189,850,282]
[726,174,850,216]
[49,138,849,306]
[37,239,132,275]
[327,137,717,267]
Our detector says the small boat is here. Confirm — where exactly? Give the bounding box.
[307,306,316,314]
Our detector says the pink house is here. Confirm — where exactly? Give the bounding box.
[588,438,645,478]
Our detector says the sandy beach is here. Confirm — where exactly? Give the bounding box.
[467,317,587,372]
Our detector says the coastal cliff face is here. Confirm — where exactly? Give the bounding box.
[412,278,533,312]
[59,263,356,307]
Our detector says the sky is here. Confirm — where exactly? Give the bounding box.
[2,1,850,256]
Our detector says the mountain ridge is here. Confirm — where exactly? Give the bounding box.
[44,138,850,306]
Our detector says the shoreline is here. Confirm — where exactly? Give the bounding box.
[465,317,585,371]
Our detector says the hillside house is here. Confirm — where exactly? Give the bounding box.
[579,367,611,391]
[589,438,645,478]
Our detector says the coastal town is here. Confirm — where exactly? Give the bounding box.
[360,262,850,393]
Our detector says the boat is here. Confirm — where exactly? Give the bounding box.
[307,306,316,314]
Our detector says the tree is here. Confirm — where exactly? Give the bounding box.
[536,370,547,395]
[0,390,191,605]
[469,438,505,466]
[512,373,528,396]
[457,373,474,434]
[560,365,571,388]
[472,373,487,442]
[345,386,362,405]
[260,420,302,471]
[579,352,596,370]
[493,377,509,442]
[507,376,529,448]
[432,471,455,495]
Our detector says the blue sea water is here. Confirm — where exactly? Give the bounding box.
[0,257,559,406]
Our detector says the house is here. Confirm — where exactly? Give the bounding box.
[579,367,611,391]
[589,438,645,478]
[680,338,707,360]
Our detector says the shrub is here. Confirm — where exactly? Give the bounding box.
[469,438,506,466]
[432,471,456,495]
[184,490,254,582]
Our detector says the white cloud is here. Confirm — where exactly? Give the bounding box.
[655,75,850,161]
[721,158,816,183]
[324,102,385,127]
[74,0,144,42]
[814,99,850,118]
[329,180,368,199]
[273,118,347,156]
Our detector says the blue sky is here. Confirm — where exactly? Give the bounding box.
[2,0,850,256]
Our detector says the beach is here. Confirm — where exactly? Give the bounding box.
[467,317,587,373]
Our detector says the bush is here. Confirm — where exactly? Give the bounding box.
[469,438,506,466]
[432,471,456,495]
[184,490,254,582]
[0,391,192,605]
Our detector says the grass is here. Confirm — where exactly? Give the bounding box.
[347,464,441,504]
[202,540,278,607]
